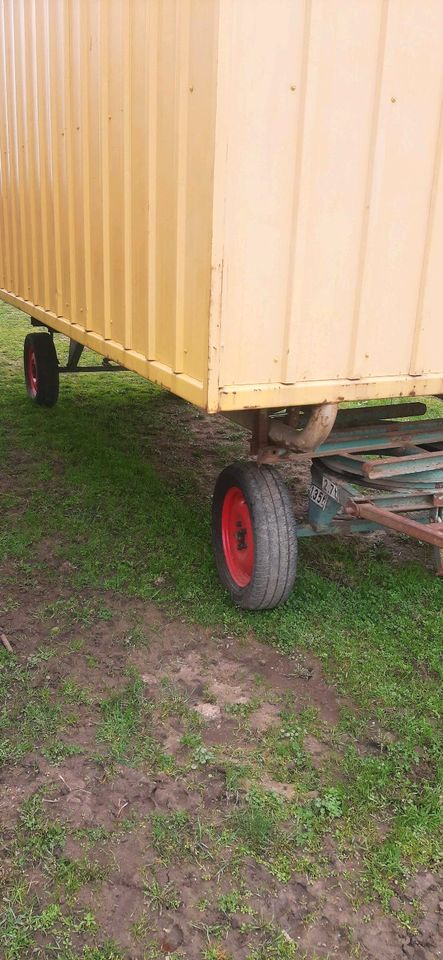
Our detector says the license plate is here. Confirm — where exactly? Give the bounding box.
[309,484,328,510]
[322,476,339,501]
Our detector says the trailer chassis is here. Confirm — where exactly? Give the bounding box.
[22,320,443,606]
[30,319,124,374]
[238,402,443,575]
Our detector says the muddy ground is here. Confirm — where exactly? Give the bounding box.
[1,562,441,960]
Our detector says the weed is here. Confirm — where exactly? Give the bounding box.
[42,597,113,626]
[192,920,229,944]
[217,890,244,915]
[198,898,211,912]
[150,810,190,861]
[121,626,150,648]
[61,678,93,705]
[158,680,198,727]
[42,740,84,764]
[150,810,213,866]
[312,787,343,820]
[226,698,261,720]
[224,762,250,794]
[70,635,85,652]
[27,645,56,666]
[73,945,124,960]
[181,730,203,749]
[246,927,297,959]
[191,745,215,768]
[143,877,181,914]
[203,949,233,960]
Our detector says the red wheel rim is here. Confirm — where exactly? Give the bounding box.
[221,486,254,587]
[26,347,38,397]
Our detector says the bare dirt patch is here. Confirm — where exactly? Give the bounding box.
[1,565,441,959]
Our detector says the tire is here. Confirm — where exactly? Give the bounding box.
[24,332,59,407]
[212,461,298,610]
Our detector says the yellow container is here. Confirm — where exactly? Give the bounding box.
[1,0,443,413]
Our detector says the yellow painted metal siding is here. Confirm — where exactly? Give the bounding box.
[0,0,218,408]
[1,1,443,413]
[213,0,443,409]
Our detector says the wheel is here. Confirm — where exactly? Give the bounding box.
[23,332,59,406]
[212,461,298,610]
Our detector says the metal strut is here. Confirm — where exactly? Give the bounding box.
[67,339,84,370]
[345,499,443,550]
[58,338,125,374]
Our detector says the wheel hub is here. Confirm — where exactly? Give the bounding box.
[221,486,254,587]
[26,348,38,397]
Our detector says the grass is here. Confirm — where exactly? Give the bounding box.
[0,657,74,763]
[97,674,147,761]
[0,305,442,956]
[150,810,191,861]
[95,672,175,771]
[150,810,214,867]
[0,886,100,960]
[1,792,117,958]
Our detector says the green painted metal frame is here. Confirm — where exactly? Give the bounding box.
[297,406,443,574]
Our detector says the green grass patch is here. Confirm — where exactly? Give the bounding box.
[0,652,76,765]
[0,885,99,960]
[96,672,174,772]
[0,307,442,906]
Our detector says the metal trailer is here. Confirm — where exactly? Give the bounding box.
[1,1,443,608]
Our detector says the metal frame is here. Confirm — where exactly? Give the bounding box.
[295,407,443,574]
[28,319,443,573]
[229,401,443,574]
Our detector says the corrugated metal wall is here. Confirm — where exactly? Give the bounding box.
[213,0,443,409]
[0,0,218,407]
[1,0,443,413]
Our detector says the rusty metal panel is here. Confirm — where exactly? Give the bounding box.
[1,1,443,413]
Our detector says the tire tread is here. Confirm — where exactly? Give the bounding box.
[24,333,59,407]
[212,461,298,611]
